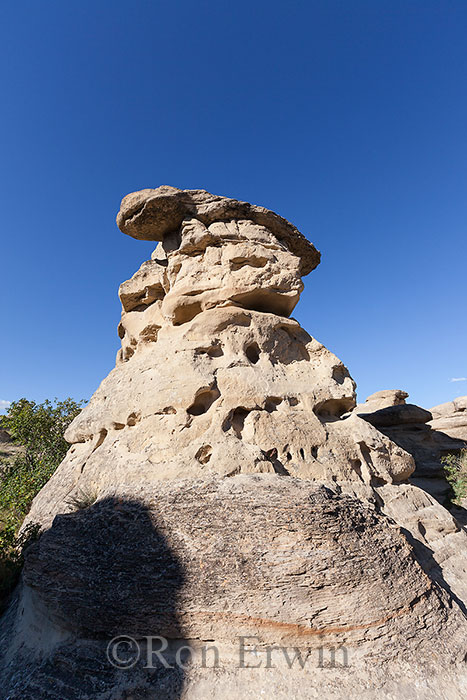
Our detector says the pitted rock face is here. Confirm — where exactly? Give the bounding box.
[23,187,416,530]
[118,216,305,352]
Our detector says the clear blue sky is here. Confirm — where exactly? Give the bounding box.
[1,0,466,413]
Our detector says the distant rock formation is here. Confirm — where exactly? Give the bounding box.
[430,396,467,442]
[355,390,467,504]
[1,187,466,699]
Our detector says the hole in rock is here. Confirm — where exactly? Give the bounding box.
[127,412,140,427]
[264,447,278,461]
[230,289,295,317]
[245,342,260,364]
[230,256,268,271]
[187,385,221,416]
[161,406,176,415]
[264,397,282,413]
[314,398,354,421]
[299,448,305,460]
[351,458,362,478]
[173,301,203,325]
[288,397,299,406]
[310,446,318,459]
[214,312,252,333]
[118,323,126,339]
[112,422,125,430]
[195,444,212,464]
[195,343,223,358]
[139,324,160,343]
[222,407,250,438]
[332,364,350,385]
[286,452,292,461]
[93,429,108,451]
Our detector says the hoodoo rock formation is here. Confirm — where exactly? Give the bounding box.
[1,187,466,699]
[20,187,415,528]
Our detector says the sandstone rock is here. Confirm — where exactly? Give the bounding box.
[355,391,467,483]
[116,185,321,275]
[353,390,467,538]
[358,403,432,428]
[2,478,466,698]
[22,197,417,529]
[353,389,408,415]
[1,188,466,699]
[429,396,467,441]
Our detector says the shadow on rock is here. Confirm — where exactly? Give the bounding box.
[1,497,187,700]
[400,525,467,618]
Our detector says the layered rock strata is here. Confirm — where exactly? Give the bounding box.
[430,396,467,442]
[355,390,467,504]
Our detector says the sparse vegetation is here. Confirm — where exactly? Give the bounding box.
[66,487,98,511]
[442,449,467,506]
[0,397,85,608]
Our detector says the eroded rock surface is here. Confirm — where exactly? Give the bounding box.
[116,185,321,275]
[2,478,467,699]
[23,188,416,530]
[1,187,466,699]
[355,390,467,505]
[430,396,467,442]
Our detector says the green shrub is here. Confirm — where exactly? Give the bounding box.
[0,522,40,606]
[0,397,85,609]
[442,449,467,506]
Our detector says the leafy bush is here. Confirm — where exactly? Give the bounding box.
[0,397,84,608]
[442,449,467,506]
[0,522,41,605]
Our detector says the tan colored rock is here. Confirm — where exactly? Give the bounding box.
[2,187,466,699]
[377,482,467,608]
[353,389,409,414]
[25,207,416,529]
[117,185,321,275]
[354,391,467,501]
[1,477,465,698]
[429,396,467,441]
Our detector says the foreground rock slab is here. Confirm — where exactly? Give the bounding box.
[2,478,466,699]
